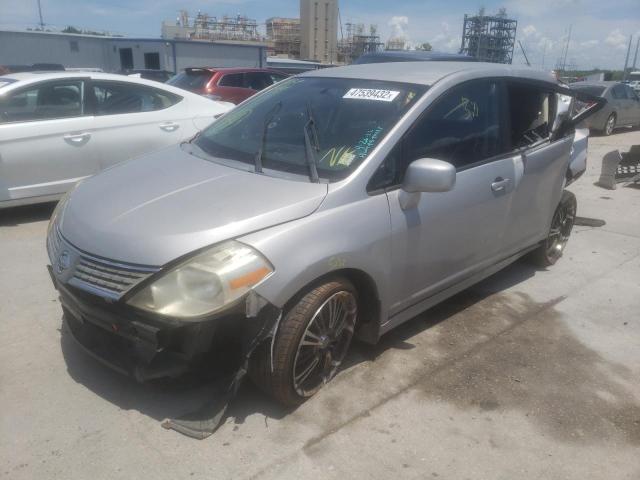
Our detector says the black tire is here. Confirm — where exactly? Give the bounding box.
[603,113,616,136]
[249,277,358,406]
[529,190,577,267]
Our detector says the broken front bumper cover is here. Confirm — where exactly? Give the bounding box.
[49,265,282,438]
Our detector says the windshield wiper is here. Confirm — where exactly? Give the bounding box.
[254,101,282,174]
[303,102,320,183]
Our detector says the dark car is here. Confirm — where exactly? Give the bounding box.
[354,51,476,65]
[570,81,640,135]
[121,69,174,83]
[166,67,288,104]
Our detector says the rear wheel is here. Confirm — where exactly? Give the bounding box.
[529,191,577,267]
[603,113,616,136]
[249,278,358,406]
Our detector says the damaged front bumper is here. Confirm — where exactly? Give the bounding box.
[49,265,282,437]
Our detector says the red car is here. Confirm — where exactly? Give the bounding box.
[167,67,288,104]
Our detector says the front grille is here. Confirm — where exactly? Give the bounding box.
[72,254,158,296]
[49,224,161,299]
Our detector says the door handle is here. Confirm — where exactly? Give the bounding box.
[159,122,180,132]
[63,132,91,145]
[491,177,510,192]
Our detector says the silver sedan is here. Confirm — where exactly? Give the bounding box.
[571,81,640,135]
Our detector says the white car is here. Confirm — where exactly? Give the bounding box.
[0,72,233,208]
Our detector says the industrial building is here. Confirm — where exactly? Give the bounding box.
[459,8,517,64]
[161,11,262,43]
[337,23,384,64]
[300,0,339,63]
[0,29,267,73]
[266,17,301,58]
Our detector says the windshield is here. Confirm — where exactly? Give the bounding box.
[167,70,212,90]
[570,84,605,97]
[194,77,426,181]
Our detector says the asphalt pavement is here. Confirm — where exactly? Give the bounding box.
[1,130,639,480]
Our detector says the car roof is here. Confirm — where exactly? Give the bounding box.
[0,71,200,97]
[570,81,619,87]
[300,61,557,86]
[184,67,281,74]
[355,51,476,63]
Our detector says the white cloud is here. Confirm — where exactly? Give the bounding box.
[388,15,408,40]
[605,29,628,50]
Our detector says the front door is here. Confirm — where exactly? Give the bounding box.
[0,79,98,203]
[501,82,575,254]
[379,79,514,316]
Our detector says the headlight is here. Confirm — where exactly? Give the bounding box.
[127,240,273,319]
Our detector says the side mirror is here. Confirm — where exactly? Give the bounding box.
[402,158,456,193]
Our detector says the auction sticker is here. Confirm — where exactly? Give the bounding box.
[343,88,400,102]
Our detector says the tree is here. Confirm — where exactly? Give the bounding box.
[418,42,433,51]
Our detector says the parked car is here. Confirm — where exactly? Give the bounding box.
[166,67,288,104]
[121,69,173,83]
[570,81,640,135]
[0,71,233,208]
[354,50,476,64]
[47,63,602,420]
[624,71,640,93]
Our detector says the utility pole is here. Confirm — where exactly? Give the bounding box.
[561,25,572,72]
[622,35,632,81]
[518,40,530,66]
[37,0,45,30]
[541,40,547,70]
[632,36,639,70]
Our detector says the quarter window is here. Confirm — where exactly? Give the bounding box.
[506,82,554,148]
[91,81,181,115]
[0,80,83,123]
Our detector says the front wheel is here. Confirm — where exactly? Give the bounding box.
[249,278,358,406]
[529,190,577,267]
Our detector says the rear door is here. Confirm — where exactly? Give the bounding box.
[622,85,640,125]
[215,73,251,104]
[611,84,629,124]
[501,80,574,255]
[0,78,99,203]
[378,78,515,316]
[88,80,192,170]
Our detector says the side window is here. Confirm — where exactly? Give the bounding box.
[624,85,638,100]
[506,82,554,148]
[405,79,503,170]
[611,85,626,100]
[218,73,244,88]
[244,72,270,91]
[0,80,83,123]
[269,73,287,84]
[91,81,181,115]
[368,79,503,192]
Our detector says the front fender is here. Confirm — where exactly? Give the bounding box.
[238,193,392,332]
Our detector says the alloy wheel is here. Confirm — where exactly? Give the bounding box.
[605,114,615,136]
[292,291,357,397]
[544,198,576,263]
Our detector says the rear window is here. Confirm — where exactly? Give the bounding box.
[166,70,212,91]
[570,85,605,97]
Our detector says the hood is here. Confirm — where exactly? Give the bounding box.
[61,144,327,266]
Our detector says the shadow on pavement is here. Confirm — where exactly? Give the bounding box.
[0,202,56,227]
[59,259,539,431]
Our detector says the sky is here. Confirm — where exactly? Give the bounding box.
[1,0,639,70]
